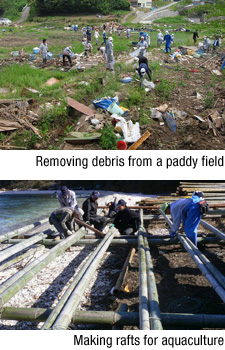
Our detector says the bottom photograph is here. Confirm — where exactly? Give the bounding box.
[0,180,225,330]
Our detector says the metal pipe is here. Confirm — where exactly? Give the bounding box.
[1,307,225,328]
[143,235,163,330]
[42,227,117,330]
[0,228,85,311]
[0,218,49,243]
[138,228,150,330]
[52,227,117,330]
[200,220,225,241]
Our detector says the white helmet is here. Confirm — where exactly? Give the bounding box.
[140,68,146,73]
[109,37,113,41]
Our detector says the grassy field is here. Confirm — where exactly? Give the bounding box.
[0,13,225,149]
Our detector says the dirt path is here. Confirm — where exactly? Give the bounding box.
[122,7,137,24]
[132,2,179,23]
[15,5,30,24]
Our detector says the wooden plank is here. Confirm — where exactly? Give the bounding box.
[67,97,95,117]
[128,131,150,150]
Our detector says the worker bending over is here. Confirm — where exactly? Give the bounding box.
[113,199,141,235]
[49,207,79,240]
[161,191,209,246]
[138,55,152,81]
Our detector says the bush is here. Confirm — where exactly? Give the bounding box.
[100,126,117,150]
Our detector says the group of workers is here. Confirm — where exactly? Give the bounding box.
[49,187,208,247]
[39,24,224,73]
[49,187,141,240]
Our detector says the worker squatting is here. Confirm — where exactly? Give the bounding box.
[73,334,224,348]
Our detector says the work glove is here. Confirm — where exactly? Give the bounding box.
[66,230,73,236]
[86,221,91,225]
[110,224,114,228]
[170,231,177,238]
[139,225,145,231]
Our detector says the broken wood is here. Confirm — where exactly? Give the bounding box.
[67,97,95,117]
[128,131,151,150]
[0,145,27,149]
[64,131,101,144]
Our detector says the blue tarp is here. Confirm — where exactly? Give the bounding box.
[92,98,118,110]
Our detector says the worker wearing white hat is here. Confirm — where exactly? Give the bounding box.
[105,37,114,70]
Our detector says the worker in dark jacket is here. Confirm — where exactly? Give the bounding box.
[49,207,79,240]
[138,55,152,81]
[113,199,141,235]
[105,198,118,218]
[82,191,108,231]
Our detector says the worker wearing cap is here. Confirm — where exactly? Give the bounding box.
[113,199,141,235]
[62,46,73,66]
[58,186,84,220]
[105,199,118,218]
[105,37,114,71]
[161,191,208,246]
[163,31,173,53]
[137,36,148,57]
[49,207,79,240]
[82,191,108,231]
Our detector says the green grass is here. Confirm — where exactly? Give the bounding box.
[155,79,175,101]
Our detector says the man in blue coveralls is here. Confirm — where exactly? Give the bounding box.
[163,30,173,53]
[161,191,208,246]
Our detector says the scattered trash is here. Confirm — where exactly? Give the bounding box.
[128,131,151,150]
[193,53,201,59]
[21,87,40,96]
[194,115,205,122]
[92,97,117,111]
[33,47,40,54]
[121,77,133,83]
[107,101,125,116]
[163,112,176,132]
[67,97,95,117]
[47,52,53,60]
[141,79,155,90]
[151,108,163,121]
[78,81,90,86]
[112,115,141,143]
[189,69,199,73]
[117,140,127,150]
[64,131,101,144]
[156,104,168,113]
[44,77,60,87]
[11,51,19,57]
[212,70,222,76]
[196,93,203,100]
[0,88,9,94]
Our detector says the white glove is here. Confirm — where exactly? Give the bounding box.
[67,230,73,236]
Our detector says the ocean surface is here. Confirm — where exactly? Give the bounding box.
[0,191,88,234]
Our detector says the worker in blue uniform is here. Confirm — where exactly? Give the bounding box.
[161,191,209,246]
[163,30,173,53]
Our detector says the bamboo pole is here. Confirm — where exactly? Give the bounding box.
[0,229,52,264]
[0,218,49,243]
[52,227,117,330]
[0,245,44,272]
[113,248,136,294]
[42,227,117,330]
[143,236,163,330]
[200,220,225,241]
[159,210,225,303]
[2,307,225,328]
[112,304,128,330]
[4,236,223,247]
[138,228,150,330]
[0,228,85,311]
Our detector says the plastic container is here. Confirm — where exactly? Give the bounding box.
[121,77,133,83]
[117,140,127,150]
[163,112,176,133]
[47,52,53,60]
[29,54,37,61]
[107,101,124,115]
[11,51,19,57]
[33,47,40,54]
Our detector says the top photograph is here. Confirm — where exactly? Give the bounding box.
[0,0,224,150]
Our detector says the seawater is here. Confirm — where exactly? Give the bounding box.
[0,191,87,234]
